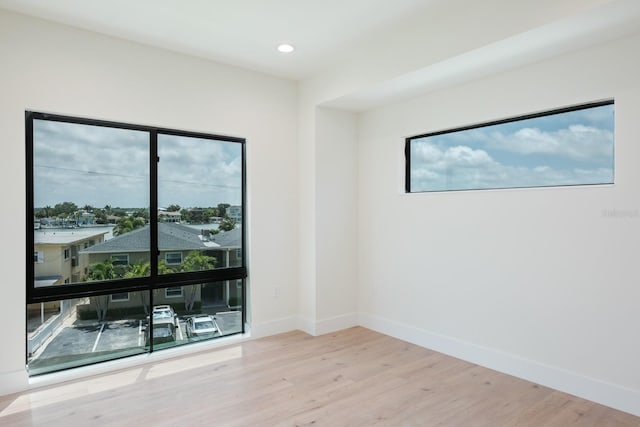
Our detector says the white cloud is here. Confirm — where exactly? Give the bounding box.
[412,142,497,171]
[410,141,613,192]
[33,120,242,208]
[484,125,613,164]
[158,134,242,207]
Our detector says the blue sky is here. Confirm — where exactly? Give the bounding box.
[410,104,614,192]
[33,120,242,208]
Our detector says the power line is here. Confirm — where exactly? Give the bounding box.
[35,164,240,189]
[35,164,146,180]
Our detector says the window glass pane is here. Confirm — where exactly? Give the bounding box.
[157,134,242,274]
[28,113,246,376]
[27,292,150,376]
[408,103,614,192]
[33,120,150,286]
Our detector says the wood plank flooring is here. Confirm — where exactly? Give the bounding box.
[0,326,638,426]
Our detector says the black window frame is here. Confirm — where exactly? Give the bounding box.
[405,100,615,193]
[26,111,247,348]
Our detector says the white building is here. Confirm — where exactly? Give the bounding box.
[227,205,242,223]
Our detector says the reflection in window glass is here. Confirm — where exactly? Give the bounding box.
[27,292,150,376]
[407,102,614,192]
[157,134,242,274]
[33,120,150,286]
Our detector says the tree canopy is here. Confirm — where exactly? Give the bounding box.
[86,251,216,282]
[218,217,236,232]
[113,216,146,236]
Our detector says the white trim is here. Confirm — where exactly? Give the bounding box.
[315,312,358,335]
[295,313,359,336]
[358,312,640,417]
[14,309,639,417]
[249,316,297,338]
[0,369,29,396]
[297,316,317,336]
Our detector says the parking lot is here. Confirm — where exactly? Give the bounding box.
[28,311,243,375]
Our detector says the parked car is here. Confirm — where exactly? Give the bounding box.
[151,305,178,326]
[145,305,178,345]
[185,315,218,338]
[147,318,176,345]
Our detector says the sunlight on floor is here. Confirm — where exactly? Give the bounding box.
[145,346,242,380]
[0,345,243,418]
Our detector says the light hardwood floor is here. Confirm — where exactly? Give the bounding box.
[1,326,638,426]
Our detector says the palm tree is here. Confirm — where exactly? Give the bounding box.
[181,251,216,272]
[113,216,146,236]
[158,259,176,275]
[129,260,176,313]
[86,260,116,281]
[124,261,150,278]
[180,252,216,311]
[86,260,117,322]
[219,217,236,232]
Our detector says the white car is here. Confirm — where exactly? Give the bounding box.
[145,305,178,345]
[186,315,218,338]
[151,305,178,326]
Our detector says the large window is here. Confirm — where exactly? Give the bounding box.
[406,101,614,193]
[27,112,246,375]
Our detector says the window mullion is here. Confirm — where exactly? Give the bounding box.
[150,131,159,279]
[149,131,158,353]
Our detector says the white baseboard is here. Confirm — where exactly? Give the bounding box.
[250,316,298,338]
[0,369,28,397]
[297,315,317,336]
[358,312,640,417]
[296,313,358,336]
[7,312,638,417]
[315,312,358,336]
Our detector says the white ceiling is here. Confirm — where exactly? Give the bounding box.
[0,0,435,80]
[1,0,640,110]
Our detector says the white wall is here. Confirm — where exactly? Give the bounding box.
[296,102,359,335]
[357,33,640,415]
[0,10,299,395]
[296,100,317,334]
[315,107,358,333]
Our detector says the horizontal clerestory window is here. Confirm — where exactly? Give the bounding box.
[406,100,614,193]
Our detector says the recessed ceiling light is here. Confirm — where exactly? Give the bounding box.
[277,43,295,54]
